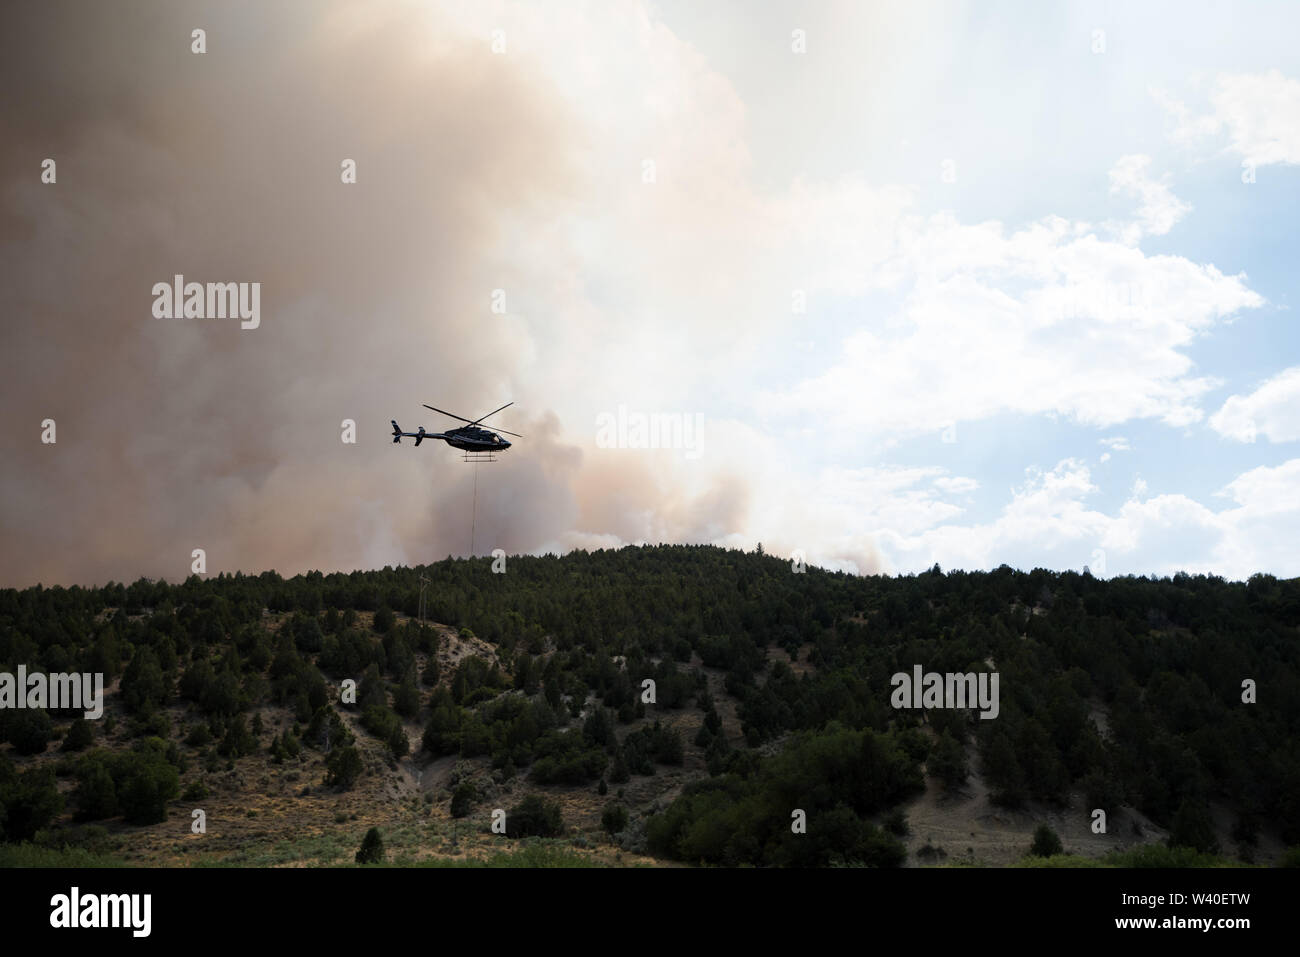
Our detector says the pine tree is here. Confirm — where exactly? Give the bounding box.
[1169,798,1219,854]
[609,751,630,784]
[601,803,629,835]
[62,717,94,752]
[982,729,1026,806]
[1029,823,1063,857]
[929,730,969,791]
[0,762,63,840]
[450,781,475,818]
[393,677,420,718]
[115,751,180,825]
[73,755,118,821]
[326,745,363,788]
[3,708,54,755]
[506,795,564,838]
[356,827,385,864]
[386,722,409,758]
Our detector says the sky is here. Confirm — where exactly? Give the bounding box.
[2,0,1298,587]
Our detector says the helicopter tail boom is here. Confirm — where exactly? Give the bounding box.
[392,420,444,447]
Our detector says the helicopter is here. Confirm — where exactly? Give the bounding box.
[391,401,521,461]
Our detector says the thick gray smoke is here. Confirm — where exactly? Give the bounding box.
[0,1,788,586]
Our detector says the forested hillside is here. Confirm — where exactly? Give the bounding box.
[1,545,1297,866]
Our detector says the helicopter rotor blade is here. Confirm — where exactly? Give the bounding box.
[422,404,477,425]
[465,402,514,427]
[423,402,520,438]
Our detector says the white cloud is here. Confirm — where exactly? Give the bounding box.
[1156,70,1300,167]
[863,458,1300,580]
[1107,154,1192,244]
[759,208,1263,438]
[934,476,979,494]
[877,460,1108,573]
[1105,493,1219,557]
[1099,435,1130,463]
[1211,459,1300,575]
[1219,458,1300,514]
[1209,366,1300,443]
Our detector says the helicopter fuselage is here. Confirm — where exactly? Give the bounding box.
[445,427,511,451]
